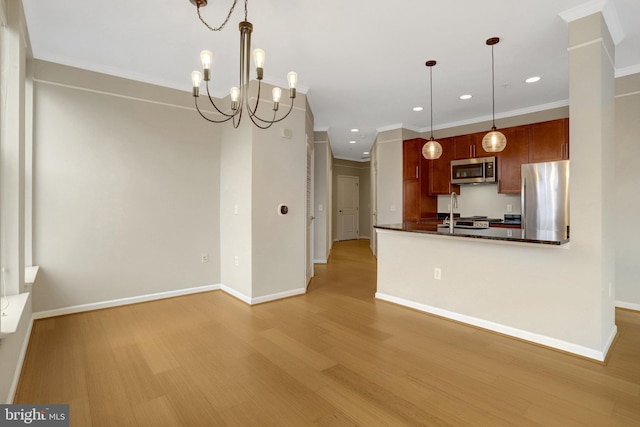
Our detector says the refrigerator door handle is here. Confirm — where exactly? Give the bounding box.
[521,177,526,236]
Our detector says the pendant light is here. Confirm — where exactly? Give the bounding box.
[482,37,507,153]
[422,60,443,160]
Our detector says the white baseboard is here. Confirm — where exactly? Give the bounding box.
[616,300,640,312]
[32,284,221,319]
[6,316,34,404]
[376,292,613,362]
[250,288,306,305]
[313,258,328,264]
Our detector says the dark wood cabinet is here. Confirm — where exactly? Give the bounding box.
[403,138,437,221]
[497,126,529,194]
[453,133,490,159]
[428,137,459,195]
[529,118,569,162]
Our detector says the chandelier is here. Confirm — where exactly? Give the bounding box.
[189,0,298,129]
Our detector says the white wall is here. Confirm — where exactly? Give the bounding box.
[374,129,403,225]
[32,61,221,313]
[313,133,331,262]
[615,72,640,310]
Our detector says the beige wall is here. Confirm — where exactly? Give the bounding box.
[615,72,640,309]
[32,61,222,312]
[313,131,332,262]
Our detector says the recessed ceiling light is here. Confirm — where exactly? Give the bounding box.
[363,151,370,155]
[413,106,424,112]
[349,140,356,144]
[459,94,472,100]
[351,128,359,132]
[525,76,541,83]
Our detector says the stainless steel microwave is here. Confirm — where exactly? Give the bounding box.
[451,156,497,184]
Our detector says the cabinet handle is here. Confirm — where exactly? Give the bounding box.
[415,166,419,179]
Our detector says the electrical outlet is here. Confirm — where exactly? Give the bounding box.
[434,267,442,280]
[201,253,209,263]
[507,204,513,212]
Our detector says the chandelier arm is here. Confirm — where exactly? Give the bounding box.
[232,107,243,128]
[205,82,236,118]
[195,98,235,123]
[196,0,239,32]
[247,111,276,129]
[248,79,263,116]
[249,98,294,124]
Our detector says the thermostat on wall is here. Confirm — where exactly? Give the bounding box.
[278,204,289,215]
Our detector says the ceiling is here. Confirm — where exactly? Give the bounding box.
[21,0,640,162]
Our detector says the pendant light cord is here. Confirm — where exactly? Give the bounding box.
[491,43,496,129]
[429,65,434,140]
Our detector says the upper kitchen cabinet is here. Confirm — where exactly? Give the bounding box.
[427,137,459,195]
[453,133,490,159]
[496,125,529,194]
[529,118,569,162]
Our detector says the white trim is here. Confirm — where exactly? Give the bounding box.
[32,284,221,319]
[616,64,640,78]
[219,285,252,305]
[616,301,640,312]
[313,258,328,264]
[375,292,615,362]
[250,288,306,305]
[6,316,34,404]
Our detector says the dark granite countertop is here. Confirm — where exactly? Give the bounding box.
[374,221,569,245]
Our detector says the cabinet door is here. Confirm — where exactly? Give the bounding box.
[428,137,459,195]
[403,139,423,221]
[529,118,569,162]
[453,134,475,159]
[403,139,421,180]
[453,133,490,159]
[497,126,529,194]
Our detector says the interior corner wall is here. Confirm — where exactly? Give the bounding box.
[614,72,640,309]
[32,61,221,313]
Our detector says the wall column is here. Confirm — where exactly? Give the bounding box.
[566,11,616,348]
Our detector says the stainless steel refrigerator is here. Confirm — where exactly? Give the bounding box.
[521,160,570,241]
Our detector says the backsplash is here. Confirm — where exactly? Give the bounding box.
[437,183,521,218]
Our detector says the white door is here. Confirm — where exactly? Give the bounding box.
[337,175,359,241]
[306,138,314,285]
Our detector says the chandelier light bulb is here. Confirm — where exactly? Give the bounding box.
[230,87,240,102]
[191,71,202,97]
[272,87,282,103]
[191,70,202,88]
[253,49,265,69]
[200,50,213,69]
[287,71,298,89]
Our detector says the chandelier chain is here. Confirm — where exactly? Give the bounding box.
[197,0,249,32]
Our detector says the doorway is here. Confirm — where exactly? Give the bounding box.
[336,175,359,241]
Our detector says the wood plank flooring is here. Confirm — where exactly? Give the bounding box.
[15,239,640,426]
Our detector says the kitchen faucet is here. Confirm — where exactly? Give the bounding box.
[449,191,458,234]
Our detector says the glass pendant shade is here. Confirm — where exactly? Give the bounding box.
[482,128,507,152]
[422,139,443,160]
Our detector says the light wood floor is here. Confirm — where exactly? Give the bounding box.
[15,239,640,426]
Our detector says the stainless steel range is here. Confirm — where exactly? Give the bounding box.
[442,216,502,229]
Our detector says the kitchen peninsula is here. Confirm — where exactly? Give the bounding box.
[375,221,569,245]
